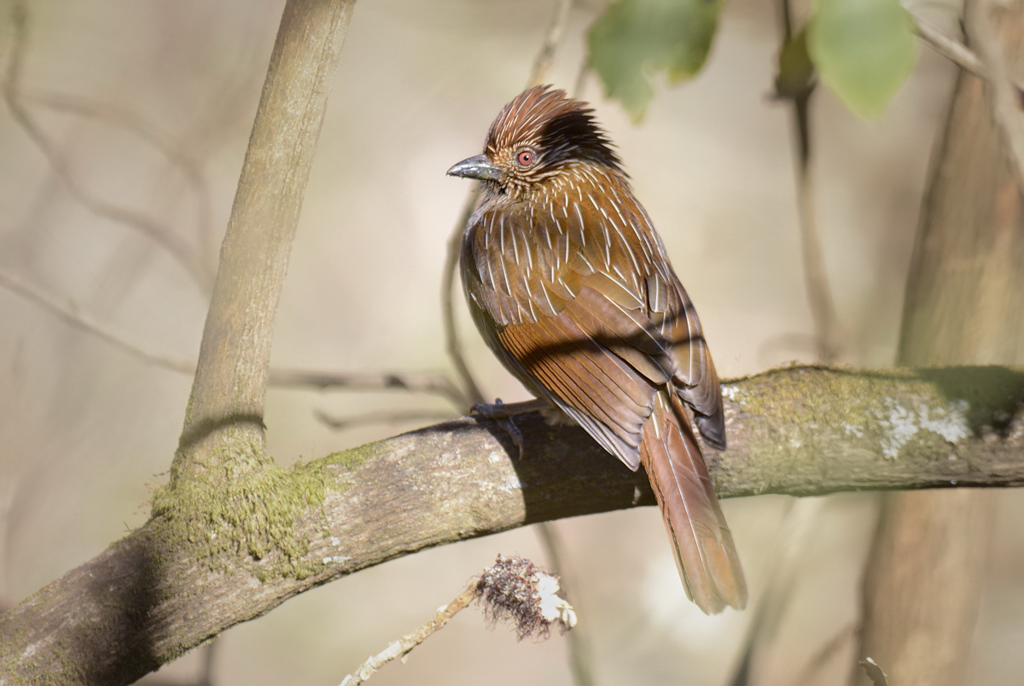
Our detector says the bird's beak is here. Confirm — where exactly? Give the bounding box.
[447,153,501,181]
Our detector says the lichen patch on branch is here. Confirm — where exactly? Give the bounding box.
[877,398,971,460]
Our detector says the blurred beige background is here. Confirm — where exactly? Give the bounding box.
[1,0,1021,684]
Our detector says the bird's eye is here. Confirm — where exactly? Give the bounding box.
[516,150,535,167]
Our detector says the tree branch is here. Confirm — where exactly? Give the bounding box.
[1,364,1021,683]
[970,0,1024,185]
[914,16,988,79]
[171,0,356,484]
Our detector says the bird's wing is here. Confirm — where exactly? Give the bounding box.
[645,264,726,450]
[463,191,725,467]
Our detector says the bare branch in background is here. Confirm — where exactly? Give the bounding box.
[535,520,594,686]
[315,408,456,431]
[777,0,842,364]
[440,185,486,406]
[790,623,857,686]
[913,16,988,79]
[527,0,575,90]
[2,4,215,292]
[729,497,827,686]
[440,0,576,408]
[0,267,196,375]
[970,0,1024,183]
[3,85,216,265]
[0,265,469,408]
[269,368,466,404]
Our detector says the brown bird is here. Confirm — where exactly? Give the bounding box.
[448,85,746,614]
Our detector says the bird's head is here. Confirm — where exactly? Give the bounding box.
[447,85,624,199]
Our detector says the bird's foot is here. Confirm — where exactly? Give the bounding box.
[471,398,549,459]
[470,398,549,418]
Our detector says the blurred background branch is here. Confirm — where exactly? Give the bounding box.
[914,15,987,78]
[0,84,217,266]
[853,1,1024,684]
[2,2,216,293]
[440,0,576,409]
[777,0,843,365]
[0,265,469,408]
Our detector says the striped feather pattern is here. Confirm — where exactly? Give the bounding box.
[457,85,743,612]
[642,391,746,613]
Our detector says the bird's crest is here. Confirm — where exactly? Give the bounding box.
[485,85,624,174]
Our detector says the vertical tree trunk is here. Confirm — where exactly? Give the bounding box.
[0,1,357,683]
[851,7,1024,683]
[174,0,357,483]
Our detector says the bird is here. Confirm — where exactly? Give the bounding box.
[447,85,746,614]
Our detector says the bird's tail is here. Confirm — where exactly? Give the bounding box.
[639,390,747,614]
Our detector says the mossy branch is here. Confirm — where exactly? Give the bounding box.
[1,364,1022,684]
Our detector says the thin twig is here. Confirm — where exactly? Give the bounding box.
[0,267,196,374]
[914,16,987,79]
[2,1,214,292]
[339,585,480,686]
[0,266,467,406]
[440,0,576,408]
[339,555,575,686]
[441,186,486,406]
[527,0,575,89]
[970,0,1024,184]
[273,369,467,406]
[1,84,216,266]
[778,0,842,363]
[315,408,456,431]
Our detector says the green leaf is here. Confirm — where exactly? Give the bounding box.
[807,0,918,119]
[588,0,722,121]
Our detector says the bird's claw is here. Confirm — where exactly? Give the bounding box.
[472,399,526,459]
